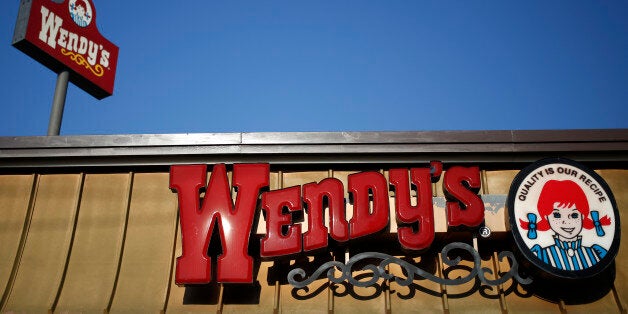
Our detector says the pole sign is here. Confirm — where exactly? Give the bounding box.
[13,0,119,99]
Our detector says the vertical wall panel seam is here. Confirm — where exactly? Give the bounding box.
[437,254,449,314]
[481,170,488,195]
[105,172,135,313]
[558,300,567,313]
[273,171,283,314]
[0,174,39,312]
[216,284,225,314]
[162,198,181,313]
[612,284,627,313]
[485,172,510,314]
[384,268,391,314]
[328,169,335,314]
[492,252,508,314]
[50,173,86,313]
[432,173,449,313]
[381,168,392,314]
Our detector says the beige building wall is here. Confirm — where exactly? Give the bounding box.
[0,168,625,313]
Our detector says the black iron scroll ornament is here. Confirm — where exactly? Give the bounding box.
[287,242,532,288]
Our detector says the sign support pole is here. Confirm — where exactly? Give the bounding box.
[47,70,69,136]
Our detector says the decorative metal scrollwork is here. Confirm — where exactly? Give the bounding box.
[61,48,105,77]
[287,242,531,289]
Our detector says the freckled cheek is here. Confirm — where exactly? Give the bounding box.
[548,218,562,228]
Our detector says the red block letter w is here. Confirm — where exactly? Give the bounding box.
[170,163,269,284]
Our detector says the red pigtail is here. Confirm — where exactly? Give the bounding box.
[582,214,611,230]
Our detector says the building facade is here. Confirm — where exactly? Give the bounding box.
[0,129,626,313]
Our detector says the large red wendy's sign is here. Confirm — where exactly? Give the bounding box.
[169,162,486,284]
[13,0,118,99]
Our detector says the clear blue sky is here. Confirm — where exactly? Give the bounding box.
[1,1,627,136]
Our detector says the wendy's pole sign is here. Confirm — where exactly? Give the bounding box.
[12,0,118,135]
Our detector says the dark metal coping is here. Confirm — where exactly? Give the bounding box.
[0,129,626,169]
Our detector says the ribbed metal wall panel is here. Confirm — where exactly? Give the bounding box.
[0,168,625,313]
[0,130,626,313]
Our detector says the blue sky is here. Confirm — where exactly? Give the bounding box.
[1,1,627,136]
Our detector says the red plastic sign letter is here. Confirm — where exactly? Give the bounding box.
[169,163,269,284]
[390,164,442,250]
[443,166,484,227]
[261,186,303,257]
[349,171,390,238]
[303,178,349,251]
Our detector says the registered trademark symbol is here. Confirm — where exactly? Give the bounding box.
[479,226,491,238]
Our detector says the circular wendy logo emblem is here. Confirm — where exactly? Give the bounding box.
[508,158,620,279]
[68,0,93,28]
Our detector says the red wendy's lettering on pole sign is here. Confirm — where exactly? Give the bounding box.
[13,0,119,99]
[169,164,269,284]
[444,166,485,227]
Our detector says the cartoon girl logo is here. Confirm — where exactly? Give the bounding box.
[520,180,610,270]
[508,158,620,278]
[68,0,93,28]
